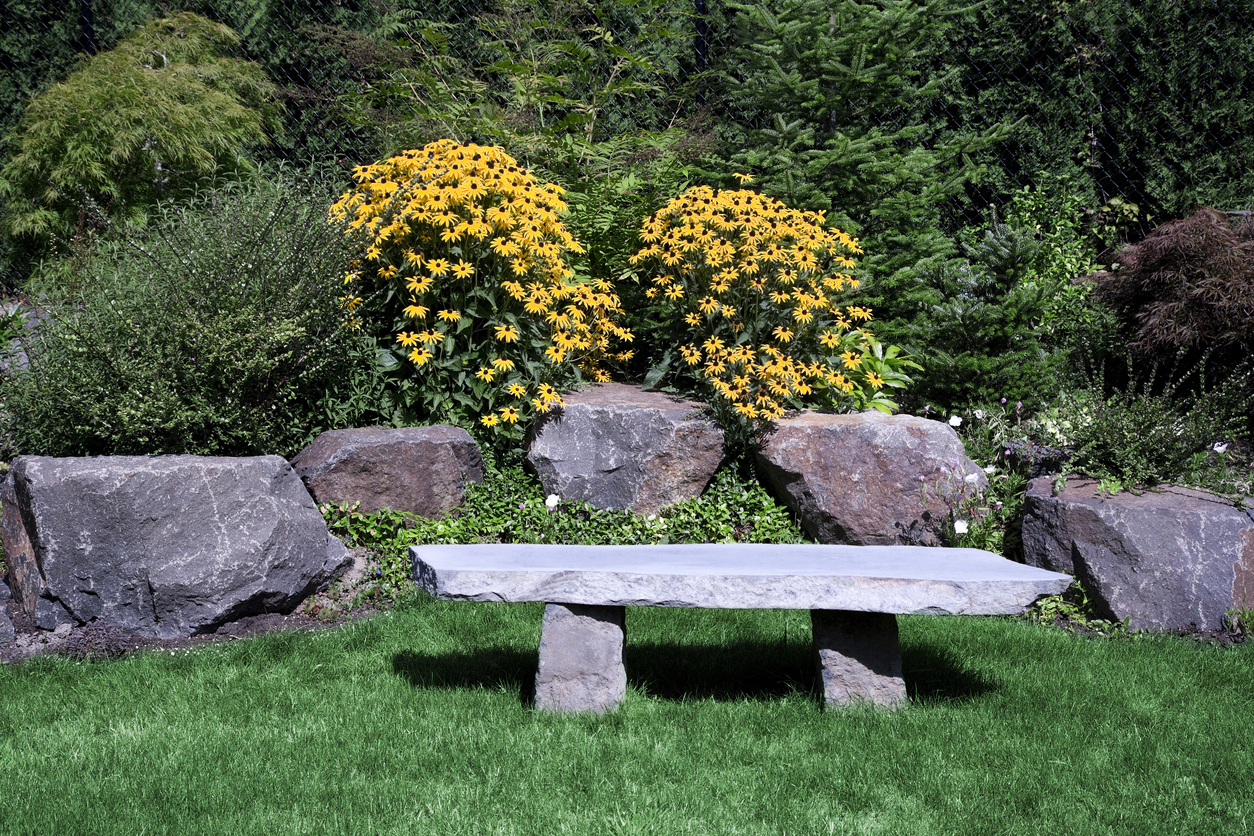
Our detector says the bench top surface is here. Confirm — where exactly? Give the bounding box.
[412,543,1071,615]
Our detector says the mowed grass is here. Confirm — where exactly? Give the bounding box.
[1,596,1250,835]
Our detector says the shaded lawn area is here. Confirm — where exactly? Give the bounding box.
[0,595,1250,835]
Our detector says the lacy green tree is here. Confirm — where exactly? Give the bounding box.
[0,12,280,286]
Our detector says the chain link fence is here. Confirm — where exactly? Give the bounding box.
[4,0,1253,223]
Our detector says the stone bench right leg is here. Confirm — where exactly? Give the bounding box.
[811,609,906,708]
[534,602,627,714]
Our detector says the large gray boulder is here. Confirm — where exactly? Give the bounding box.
[525,383,724,515]
[1022,477,1254,631]
[756,411,987,546]
[291,425,484,517]
[1,455,351,639]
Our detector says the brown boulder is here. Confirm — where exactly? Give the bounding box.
[1022,476,1254,630]
[755,411,987,546]
[291,426,484,517]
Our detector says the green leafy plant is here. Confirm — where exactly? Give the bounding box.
[322,460,806,593]
[1040,348,1253,492]
[1029,581,1131,636]
[0,174,364,458]
[330,140,634,438]
[0,12,281,286]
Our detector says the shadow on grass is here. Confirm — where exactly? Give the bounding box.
[390,638,996,706]
[901,641,997,704]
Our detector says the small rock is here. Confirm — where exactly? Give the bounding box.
[526,383,724,515]
[756,411,987,546]
[1022,477,1254,631]
[52,622,72,638]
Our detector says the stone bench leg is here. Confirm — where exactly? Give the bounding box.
[534,603,627,714]
[811,609,906,708]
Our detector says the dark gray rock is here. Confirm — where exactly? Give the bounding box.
[0,579,12,646]
[756,411,987,546]
[291,425,484,517]
[811,609,906,708]
[534,603,626,714]
[2,455,351,639]
[526,383,724,515]
[1022,477,1254,631]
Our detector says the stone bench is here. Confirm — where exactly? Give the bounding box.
[411,543,1071,712]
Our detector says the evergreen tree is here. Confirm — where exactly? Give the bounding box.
[710,0,1008,303]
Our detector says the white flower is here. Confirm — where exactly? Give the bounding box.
[974,409,985,419]
[948,415,962,427]
[954,520,969,534]
[1213,443,1229,454]
[964,473,979,483]
[983,465,996,474]
[545,494,560,510]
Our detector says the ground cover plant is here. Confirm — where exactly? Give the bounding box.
[322,460,805,602]
[1,594,1250,834]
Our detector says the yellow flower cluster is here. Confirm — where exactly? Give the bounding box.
[630,185,878,423]
[330,140,633,427]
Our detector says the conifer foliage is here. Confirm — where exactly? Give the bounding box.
[714,0,1005,289]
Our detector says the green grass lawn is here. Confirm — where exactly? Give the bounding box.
[1,595,1250,835]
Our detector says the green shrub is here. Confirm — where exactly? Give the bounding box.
[1039,350,1252,492]
[890,179,1102,414]
[934,0,1254,227]
[0,174,367,458]
[707,0,1006,300]
[0,12,280,286]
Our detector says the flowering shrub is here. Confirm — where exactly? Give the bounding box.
[629,184,917,428]
[329,140,633,431]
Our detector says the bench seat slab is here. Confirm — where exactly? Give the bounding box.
[812,610,906,708]
[413,543,1071,615]
[534,603,626,714]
